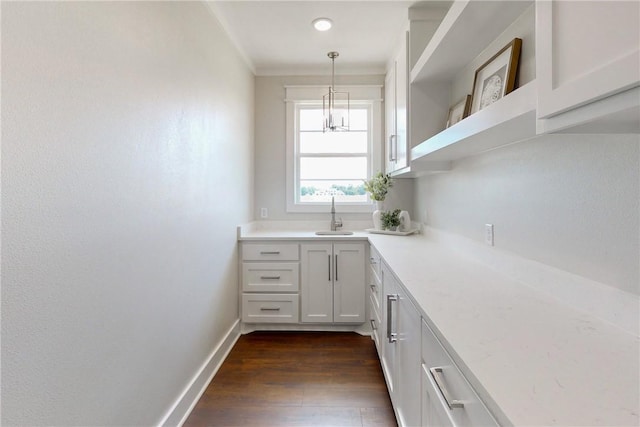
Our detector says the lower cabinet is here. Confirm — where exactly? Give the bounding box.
[300,242,365,323]
[368,248,383,352]
[241,242,300,324]
[381,261,421,427]
[378,255,498,427]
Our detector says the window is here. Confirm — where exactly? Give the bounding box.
[285,85,382,213]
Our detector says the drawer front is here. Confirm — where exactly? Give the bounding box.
[242,243,299,261]
[369,269,382,314]
[242,293,299,324]
[242,263,299,292]
[369,245,382,282]
[369,293,382,353]
[421,319,499,426]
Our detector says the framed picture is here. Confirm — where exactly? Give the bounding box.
[470,38,522,114]
[446,95,471,128]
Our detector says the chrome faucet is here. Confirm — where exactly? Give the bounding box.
[330,197,343,231]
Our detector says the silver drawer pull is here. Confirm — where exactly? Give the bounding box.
[369,257,377,264]
[429,367,464,409]
[260,251,280,255]
[260,276,281,280]
[370,319,377,330]
[260,307,281,311]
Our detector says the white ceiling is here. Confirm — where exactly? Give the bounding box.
[207,1,419,76]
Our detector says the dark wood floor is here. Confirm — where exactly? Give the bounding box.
[183,331,397,427]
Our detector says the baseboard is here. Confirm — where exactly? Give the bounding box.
[240,322,373,336]
[158,319,241,427]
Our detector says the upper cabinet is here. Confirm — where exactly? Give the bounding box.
[385,30,410,175]
[536,0,640,133]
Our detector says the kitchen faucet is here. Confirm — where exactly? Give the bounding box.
[330,196,343,231]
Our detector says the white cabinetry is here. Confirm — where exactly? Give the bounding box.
[385,30,409,175]
[381,262,421,427]
[241,243,300,323]
[536,0,640,133]
[368,245,383,351]
[421,319,499,426]
[300,242,365,324]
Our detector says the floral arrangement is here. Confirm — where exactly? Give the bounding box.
[363,172,393,201]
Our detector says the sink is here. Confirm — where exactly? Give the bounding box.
[315,231,354,235]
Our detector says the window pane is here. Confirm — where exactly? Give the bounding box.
[300,157,367,180]
[299,131,367,154]
[300,180,367,203]
[349,109,368,131]
[299,108,323,131]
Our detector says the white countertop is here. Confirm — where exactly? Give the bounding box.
[238,222,640,426]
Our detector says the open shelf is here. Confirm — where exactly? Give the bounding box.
[411,80,536,164]
[410,0,534,84]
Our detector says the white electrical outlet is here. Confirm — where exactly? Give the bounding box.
[260,208,268,218]
[485,224,494,246]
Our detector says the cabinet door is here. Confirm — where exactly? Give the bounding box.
[396,289,421,427]
[537,0,640,120]
[385,31,410,174]
[333,243,365,323]
[394,31,409,170]
[300,244,333,323]
[385,64,397,174]
[381,264,399,395]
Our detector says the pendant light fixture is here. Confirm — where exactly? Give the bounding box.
[323,51,350,132]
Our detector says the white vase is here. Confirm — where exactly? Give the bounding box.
[372,201,383,230]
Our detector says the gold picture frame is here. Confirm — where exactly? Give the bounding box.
[446,95,472,128]
[470,38,522,115]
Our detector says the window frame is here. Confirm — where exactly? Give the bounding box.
[285,85,383,213]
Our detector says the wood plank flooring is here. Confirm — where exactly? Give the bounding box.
[183,331,397,427]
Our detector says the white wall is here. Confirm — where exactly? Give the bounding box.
[414,134,640,295]
[1,2,254,425]
[254,74,415,222]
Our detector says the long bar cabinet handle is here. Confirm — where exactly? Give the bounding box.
[260,276,281,280]
[328,255,331,281]
[429,366,464,409]
[386,294,398,343]
[335,254,338,281]
[260,251,280,255]
[260,307,281,311]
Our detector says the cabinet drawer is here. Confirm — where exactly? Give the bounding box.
[242,243,299,261]
[421,319,499,426]
[369,293,382,353]
[369,269,382,314]
[369,245,382,282]
[242,293,299,323]
[242,263,299,292]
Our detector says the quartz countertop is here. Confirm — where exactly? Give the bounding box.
[238,222,640,426]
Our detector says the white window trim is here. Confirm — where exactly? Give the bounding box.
[285,85,383,213]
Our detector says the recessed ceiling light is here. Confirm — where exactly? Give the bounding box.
[312,18,333,32]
